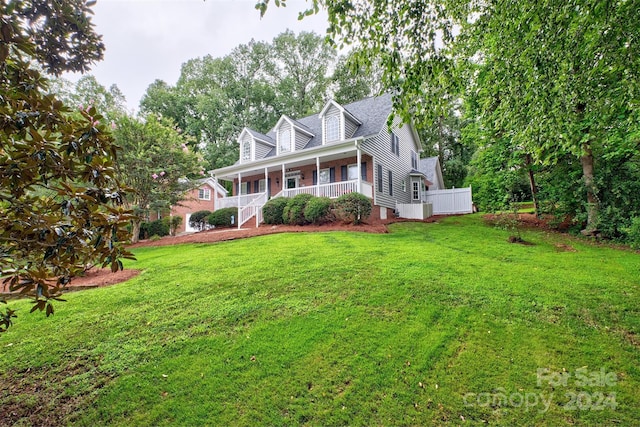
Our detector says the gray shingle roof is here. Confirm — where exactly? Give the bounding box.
[245,94,393,158]
[246,129,275,146]
[419,156,440,186]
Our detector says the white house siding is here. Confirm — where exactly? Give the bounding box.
[295,130,310,151]
[254,140,272,159]
[344,116,359,139]
[361,118,418,210]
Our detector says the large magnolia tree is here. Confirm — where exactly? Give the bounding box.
[0,0,134,332]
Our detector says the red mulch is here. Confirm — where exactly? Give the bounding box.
[127,216,447,249]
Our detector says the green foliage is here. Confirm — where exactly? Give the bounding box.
[139,219,170,240]
[334,193,372,224]
[282,193,315,225]
[622,217,640,250]
[140,31,381,171]
[262,197,289,225]
[0,0,134,330]
[168,216,183,236]
[207,208,238,228]
[112,114,201,242]
[3,216,640,425]
[189,210,212,231]
[303,196,334,224]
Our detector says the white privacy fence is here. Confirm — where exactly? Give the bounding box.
[422,187,473,214]
[396,203,433,220]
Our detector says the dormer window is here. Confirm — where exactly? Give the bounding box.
[280,129,291,153]
[242,141,251,161]
[326,116,339,142]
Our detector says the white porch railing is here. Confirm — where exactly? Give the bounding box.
[218,193,262,209]
[278,180,373,199]
[238,192,268,228]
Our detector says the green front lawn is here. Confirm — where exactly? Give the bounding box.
[1,215,639,425]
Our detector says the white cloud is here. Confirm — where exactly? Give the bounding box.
[65,0,328,111]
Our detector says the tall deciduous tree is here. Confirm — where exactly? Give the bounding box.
[113,115,201,243]
[266,30,335,116]
[1,0,133,332]
[259,0,640,234]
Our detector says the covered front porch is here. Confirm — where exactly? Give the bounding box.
[211,139,374,227]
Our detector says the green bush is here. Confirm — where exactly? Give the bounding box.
[168,216,182,236]
[283,193,315,225]
[334,193,372,225]
[262,198,289,225]
[304,197,334,224]
[139,219,170,240]
[189,210,211,231]
[623,217,640,249]
[207,207,238,228]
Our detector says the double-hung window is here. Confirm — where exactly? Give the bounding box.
[412,181,420,200]
[319,168,331,184]
[391,133,400,156]
[198,188,211,200]
[411,151,418,169]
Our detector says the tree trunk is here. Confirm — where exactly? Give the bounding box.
[580,144,599,234]
[130,219,141,244]
[524,153,539,218]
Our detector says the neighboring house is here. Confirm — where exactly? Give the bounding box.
[211,94,434,227]
[419,157,445,191]
[149,178,228,234]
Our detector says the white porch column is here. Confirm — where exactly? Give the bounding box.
[213,176,218,211]
[316,156,320,197]
[281,163,285,195]
[264,167,268,197]
[237,172,241,229]
[356,143,362,194]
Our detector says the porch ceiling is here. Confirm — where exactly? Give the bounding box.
[213,138,372,181]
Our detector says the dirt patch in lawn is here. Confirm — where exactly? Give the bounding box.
[0,357,112,427]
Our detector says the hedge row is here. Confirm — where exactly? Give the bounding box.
[262,193,371,226]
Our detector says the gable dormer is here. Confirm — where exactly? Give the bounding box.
[274,115,314,155]
[238,128,275,164]
[319,100,362,145]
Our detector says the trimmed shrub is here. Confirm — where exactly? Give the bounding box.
[304,197,334,224]
[207,207,238,228]
[139,219,170,240]
[334,193,372,224]
[283,193,315,225]
[189,210,211,231]
[263,197,289,225]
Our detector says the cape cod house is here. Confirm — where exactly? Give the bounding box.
[210,94,435,227]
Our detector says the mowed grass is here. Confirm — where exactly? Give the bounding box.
[1,215,639,426]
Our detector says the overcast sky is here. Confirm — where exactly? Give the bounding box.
[65,0,329,112]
